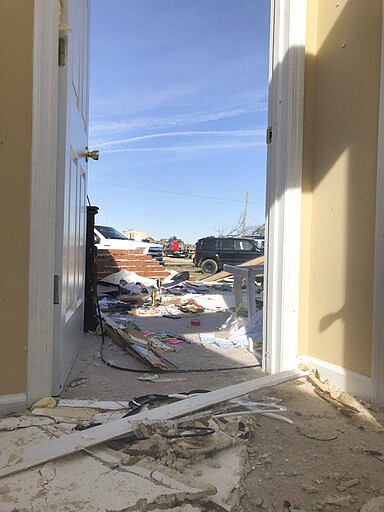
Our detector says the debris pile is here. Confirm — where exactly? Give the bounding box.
[3,369,384,512]
[0,370,304,479]
[93,264,265,377]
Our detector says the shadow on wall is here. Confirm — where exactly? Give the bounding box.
[270,1,381,382]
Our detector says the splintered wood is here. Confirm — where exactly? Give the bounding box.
[102,313,168,370]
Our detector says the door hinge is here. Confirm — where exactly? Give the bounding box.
[53,275,61,304]
[266,126,273,144]
[58,36,67,67]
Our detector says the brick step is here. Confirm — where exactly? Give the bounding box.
[97,267,166,275]
[101,255,154,260]
[96,248,170,281]
[97,249,144,256]
[98,259,155,265]
[97,271,169,280]
[98,262,163,268]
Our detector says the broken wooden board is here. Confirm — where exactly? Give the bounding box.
[200,255,264,282]
[313,388,359,416]
[0,370,305,478]
[307,374,360,416]
[131,344,168,370]
[104,325,140,359]
[102,315,168,370]
[31,406,126,425]
[118,328,149,349]
[58,399,130,410]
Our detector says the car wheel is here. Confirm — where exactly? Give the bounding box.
[201,259,218,274]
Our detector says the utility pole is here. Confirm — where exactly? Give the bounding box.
[242,191,248,236]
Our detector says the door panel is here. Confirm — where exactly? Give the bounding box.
[53,0,90,394]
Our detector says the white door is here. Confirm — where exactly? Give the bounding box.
[53,0,90,393]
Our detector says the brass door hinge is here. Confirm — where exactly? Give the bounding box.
[53,275,61,304]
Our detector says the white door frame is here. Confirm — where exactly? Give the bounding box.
[263,0,307,374]
[27,0,59,405]
[371,4,384,410]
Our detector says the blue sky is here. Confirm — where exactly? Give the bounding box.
[88,0,270,243]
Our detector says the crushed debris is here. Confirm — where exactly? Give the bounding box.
[1,374,383,511]
[0,371,303,479]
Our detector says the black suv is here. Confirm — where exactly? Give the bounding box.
[193,236,264,274]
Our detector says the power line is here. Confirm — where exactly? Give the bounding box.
[90,180,264,205]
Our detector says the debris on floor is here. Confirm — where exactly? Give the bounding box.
[1,371,384,511]
[0,371,306,511]
[0,370,303,479]
[96,268,257,319]
[96,267,264,376]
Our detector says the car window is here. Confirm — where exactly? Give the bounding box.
[95,226,128,240]
[221,239,234,250]
[232,240,242,250]
[240,240,255,251]
[201,238,216,249]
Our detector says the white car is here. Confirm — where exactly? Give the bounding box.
[94,225,163,264]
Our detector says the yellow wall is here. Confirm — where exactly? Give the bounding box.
[0,0,34,394]
[299,0,381,376]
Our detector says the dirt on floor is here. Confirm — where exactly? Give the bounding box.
[62,309,261,400]
[57,308,384,512]
[234,379,384,512]
[1,363,384,511]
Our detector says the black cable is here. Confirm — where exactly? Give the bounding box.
[165,426,215,439]
[96,297,260,373]
[122,390,210,417]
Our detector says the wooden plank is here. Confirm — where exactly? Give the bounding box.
[201,255,264,282]
[58,399,130,410]
[102,315,168,370]
[118,328,149,349]
[104,325,143,362]
[0,370,305,478]
[130,345,168,370]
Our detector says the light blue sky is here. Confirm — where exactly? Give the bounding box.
[88,0,270,243]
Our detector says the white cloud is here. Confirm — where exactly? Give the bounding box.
[97,129,265,148]
[90,101,268,136]
[101,140,264,154]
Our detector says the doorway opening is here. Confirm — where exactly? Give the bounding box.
[81,1,270,382]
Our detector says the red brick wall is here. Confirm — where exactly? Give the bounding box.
[97,249,170,280]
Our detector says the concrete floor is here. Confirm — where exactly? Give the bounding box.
[61,310,262,401]
[0,309,262,511]
[2,307,384,511]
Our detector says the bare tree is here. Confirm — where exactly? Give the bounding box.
[217,213,244,237]
[217,213,265,237]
